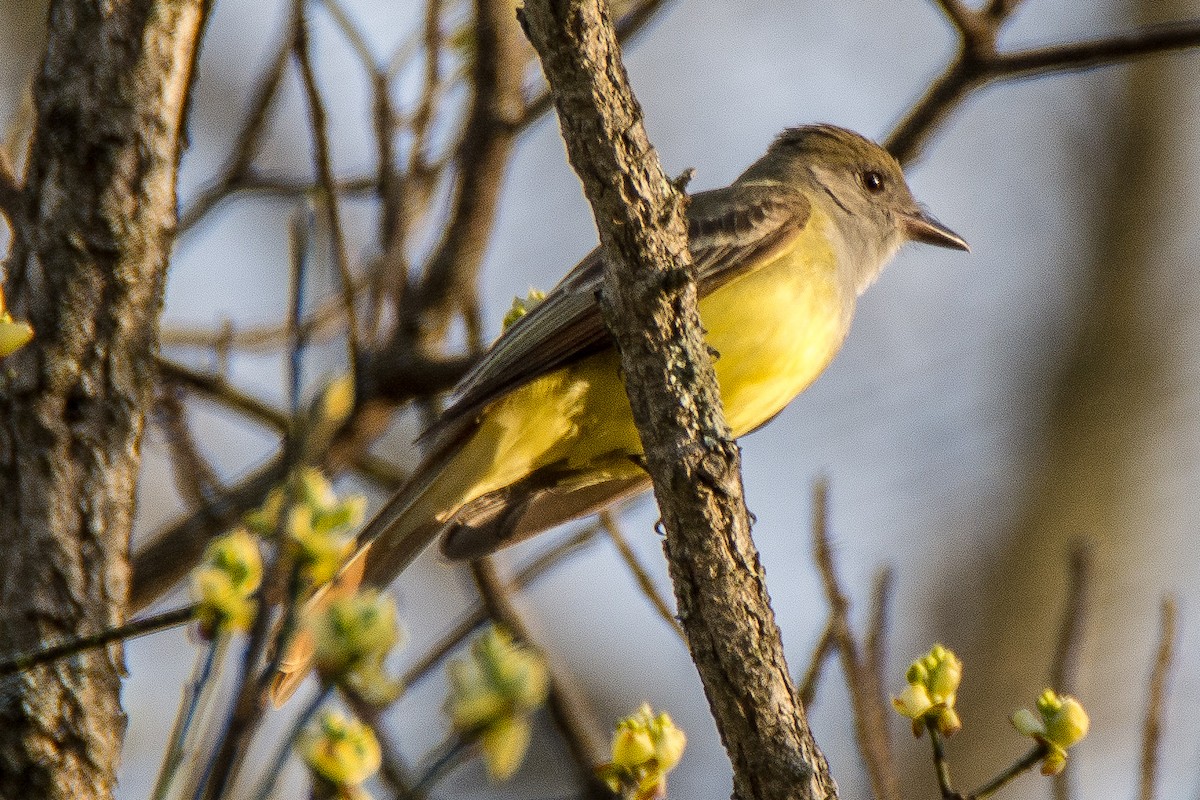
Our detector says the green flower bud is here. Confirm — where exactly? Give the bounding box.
[444,626,549,782]
[310,590,402,680]
[191,529,263,635]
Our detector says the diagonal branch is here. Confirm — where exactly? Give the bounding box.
[519,1,835,798]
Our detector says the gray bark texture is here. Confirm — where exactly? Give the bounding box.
[0,1,208,797]
[518,1,838,798]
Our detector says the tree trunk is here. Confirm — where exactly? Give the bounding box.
[0,1,208,797]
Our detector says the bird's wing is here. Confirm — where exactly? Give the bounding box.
[421,182,811,451]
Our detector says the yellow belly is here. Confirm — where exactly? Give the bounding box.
[442,220,854,511]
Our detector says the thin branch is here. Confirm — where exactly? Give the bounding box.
[294,0,363,368]
[0,605,197,678]
[864,567,894,717]
[155,387,225,508]
[887,12,1200,164]
[158,357,290,431]
[399,0,526,351]
[401,524,600,690]
[0,147,23,225]
[811,480,900,800]
[1049,542,1092,693]
[797,618,837,709]
[319,0,378,71]
[992,21,1200,80]
[178,10,299,233]
[599,511,685,641]
[1139,597,1177,800]
[928,728,956,799]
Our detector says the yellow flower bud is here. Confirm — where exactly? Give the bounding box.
[0,288,33,358]
[479,716,532,781]
[297,710,381,788]
[0,317,33,357]
[925,645,962,700]
[651,712,686,772]
[1011,689,1089,774]
[444,627,549,781]
[892,683,934,720]
[892,645,964,736]
[191,530,263,635]
[320,373,356,425]
[612,724,656,769]
[245,487,285,538]
[598,704,686,799]
[1037,690,1089,749]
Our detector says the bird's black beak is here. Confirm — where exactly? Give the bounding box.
[901,211,969,251]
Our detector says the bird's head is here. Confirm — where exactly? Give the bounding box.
[740,124,968,293]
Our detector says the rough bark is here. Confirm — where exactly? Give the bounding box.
[0,1,208,797]
[519,2,837,798]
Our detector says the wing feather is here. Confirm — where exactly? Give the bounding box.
[420,183,811,451]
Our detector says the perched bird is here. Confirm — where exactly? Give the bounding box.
[274,124,968,700]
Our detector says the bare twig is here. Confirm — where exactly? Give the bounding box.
[401,524,601,690]
[0,147,23,225]
[928,728,956,799]
[1049,542,1093,694]
[0,605,197,678]
[1139,597,1177,800]
[811,480,899,800]
[887,10,1200,164]
[179,11,299,233]
[599,511,685,640]
[155,388,225,508]
[797,618,837,709]
[1046,543,1092,800]
[319,0,377,71]
[159,356,288,429]
[399,0,526,351]
[294,0,362,368]
[864,567,894,719]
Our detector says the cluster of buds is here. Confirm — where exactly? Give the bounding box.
[296,710,381,800]
[0,286,33,358]
[501,288,546,331]
[894,644,1091,781]
[1011,689,1091,775]
[190,529,263,637]
[892,644,963,737]
[445,626,549,780]
[245,468,366,586]
[309,590,403,706]
[597,704,687,800]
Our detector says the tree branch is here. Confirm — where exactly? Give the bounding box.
[519,1,835,798]
[887,12,1200,164]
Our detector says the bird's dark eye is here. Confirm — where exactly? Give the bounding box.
[861,170,885,193]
